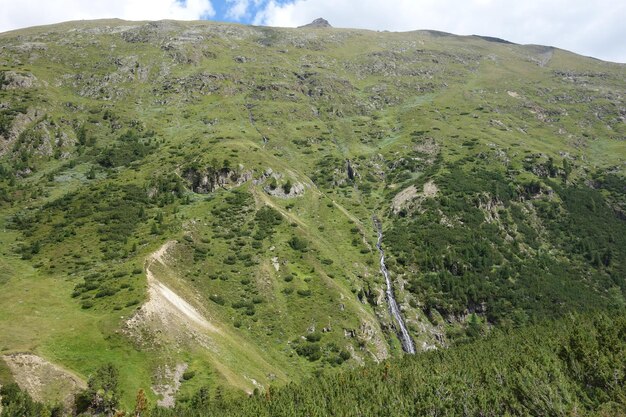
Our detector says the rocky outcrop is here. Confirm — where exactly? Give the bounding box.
[298,18,332,29]
[152,363,188,407]
[0,71,39,90]
[252,168,306,198]
[0,108,46,157]
[183,164,253,193]
[264,181,306,198]
[346,159,356,180]
[182,164,305,198]
[391,180,439,215]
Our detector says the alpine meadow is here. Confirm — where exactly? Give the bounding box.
[0,17,625,416]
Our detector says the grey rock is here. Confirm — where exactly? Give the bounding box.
[298,18,332,29]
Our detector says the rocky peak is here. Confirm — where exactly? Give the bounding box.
[298,18,332,28]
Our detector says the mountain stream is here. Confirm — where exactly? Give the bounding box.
[373,217,416,354]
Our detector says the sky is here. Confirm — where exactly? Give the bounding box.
[0,0,625,63]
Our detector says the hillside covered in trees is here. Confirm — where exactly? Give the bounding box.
[2,311,626,416]
[0,18,624,416]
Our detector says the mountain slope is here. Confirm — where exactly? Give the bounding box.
[0,19,624,409]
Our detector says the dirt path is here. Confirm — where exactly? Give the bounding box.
[126,241,223,406]
[127,240,287,397]
[129,241,220,336]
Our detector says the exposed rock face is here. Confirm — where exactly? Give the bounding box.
[391,180,439,214]
[346,159,355,180]
[253,168,275,185]
[0,108,32,155]
[152,363,188,408]
[0,71,39,90]
[264,181,306,198]
[298,18,332,29]
[183,165,253,193]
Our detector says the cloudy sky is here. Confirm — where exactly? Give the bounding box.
[1,0,625,63]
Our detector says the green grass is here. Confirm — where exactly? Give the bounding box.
[0,214,158,407]
[0,357,14,386]
[0,18,624,411]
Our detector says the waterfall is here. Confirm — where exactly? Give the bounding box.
[373,217,416,354]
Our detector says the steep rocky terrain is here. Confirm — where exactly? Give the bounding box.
[0,18,624,411]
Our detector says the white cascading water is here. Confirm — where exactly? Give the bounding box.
[374,217,416,354]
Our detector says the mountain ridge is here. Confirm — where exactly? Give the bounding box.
[1,18,621,64]
[0,17,624,413]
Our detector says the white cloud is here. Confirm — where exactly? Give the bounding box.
[227,0,266,21]
[255,0,626,62]
[0,0,215,33]
[225,0,250,20]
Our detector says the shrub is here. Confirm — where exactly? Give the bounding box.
[283,180,292,194]
[126,299,140,307]
[95,287,118,298]
[289,236,308,251]
[209,294,226,305]
[306,332,322,342]
[181,370,196,381]
[295,342,321,361]
[75,364,120,415]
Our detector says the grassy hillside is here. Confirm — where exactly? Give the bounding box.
[0,18,624,410]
